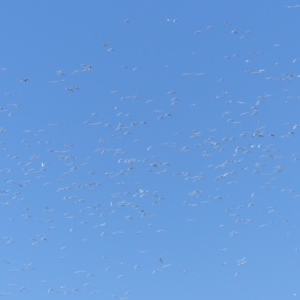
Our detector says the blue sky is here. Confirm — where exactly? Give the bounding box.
[0,0,300,299]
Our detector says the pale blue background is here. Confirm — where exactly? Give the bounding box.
[0,0,300,299]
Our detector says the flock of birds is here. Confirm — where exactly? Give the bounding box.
[0,5,300,299]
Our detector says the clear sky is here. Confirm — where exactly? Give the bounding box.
[0,0,300,299]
